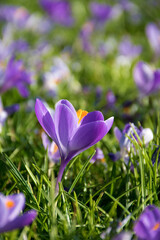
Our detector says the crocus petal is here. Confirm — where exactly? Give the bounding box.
[133,61,154,95]
[69,118,113,158]
[54,101,78,157]
[41,131,51,149]
[5,104,19,115]
[114,127,122,142]
[6,193,25,222]
[153,69,160,90]
[105,117,114,132]
[108,152,121,161]
[134,205,160,239]
[141,128,153,145]
[146,23,160,55]
[35,99,58,144]
[55,99,77,118]
[134,220,151,239]
[80,111,104,125]
[0,210,37,234]
[49,142,60,163]
[112,231,133,240]
[17,83,29,98]
[0,196,8,228]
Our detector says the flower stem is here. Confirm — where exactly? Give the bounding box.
[55,162,66,194]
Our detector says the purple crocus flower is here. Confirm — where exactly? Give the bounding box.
[90,147,105,164]
[0,193,37,234]
[41,131,60,163]
[0,58,32,97]
[112,231,132,240]
[146,23,160,57]
[118,37,142,59]
[9,40,29,54]
[0,5,29,27]
[133,61,160,96]
[106,90,116,107]
[25,14,51,34]
[43,57,70,97]
[134,205,160,240]
[90,2,112,23]
[39,0,74,26]
[109,123,153,164]
[0,97,19,133]
[35,99,114,191]
[80,21,95,54]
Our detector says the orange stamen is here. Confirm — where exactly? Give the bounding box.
[100,158,105,163]
[76,109,88,124]
[6,200,15,208]
[152,223,160,231]
[54,79,60,85]
[52,144,58,154]
[123,107,130,114]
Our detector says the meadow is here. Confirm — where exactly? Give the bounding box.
[0,1,160,239]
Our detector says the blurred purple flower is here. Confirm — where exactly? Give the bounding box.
[134,205,160,240]
[133,61,160,96]
[0,193,37,234]
[109,123,153,163]
[90,147,105,164]
[120,0,137,11]
[90,2,112,24]
[119,38,142,59]
[106,90,116,107]
[0,5,29,27]
[112,231,132,240]
[40,0,74,26]
[120,0,141,24]
[41,131,60,163]
[25,14,52,34]
[35,99,114,191]
[95,86,103,105]
[146,23,160,56]
[80,21,95,54]
[0,97,19,133]
[9,40,29,54]
[0,58,32,97]
[0,37,29,60]
[43,57,70,97]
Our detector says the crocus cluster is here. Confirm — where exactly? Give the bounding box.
[35,99,114,191]
[109,123,153,163]
[0,193,37,234]
[133,61,160,97]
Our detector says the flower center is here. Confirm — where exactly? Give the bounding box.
[6,200,15,209]
[52,144,58,154]
[76,109,88,124]
[152,222,160,231]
